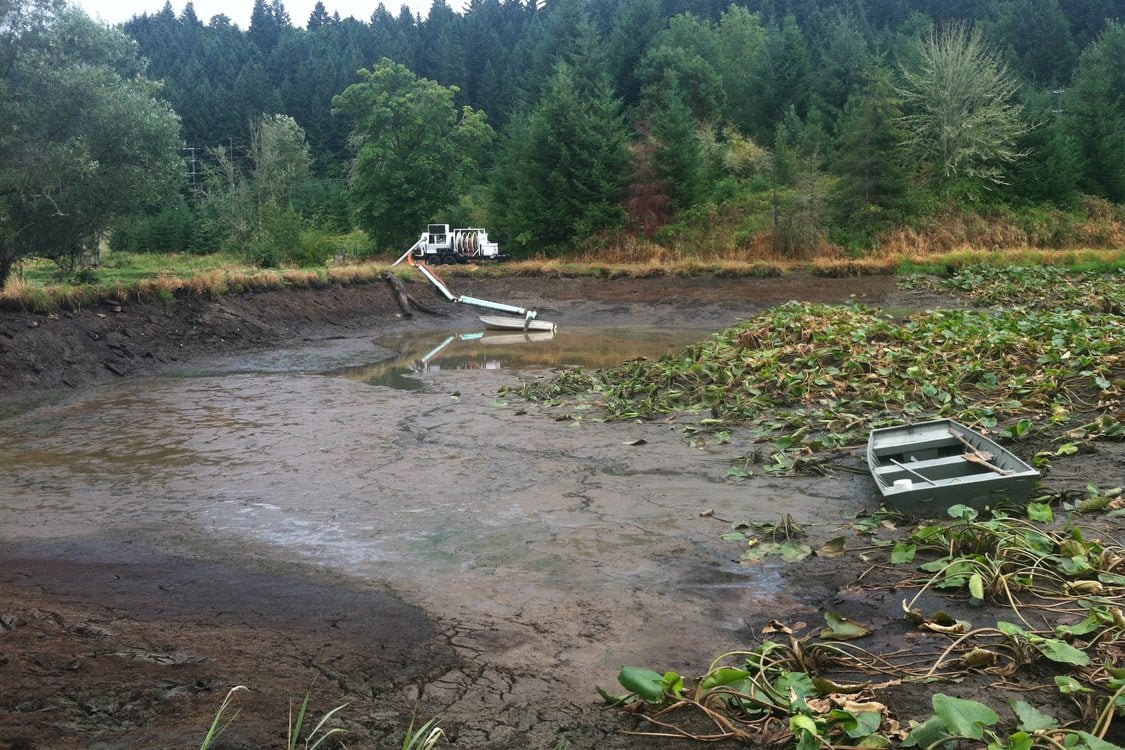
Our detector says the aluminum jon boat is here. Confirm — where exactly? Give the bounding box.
[868,419,1040,515]
[479,315,558,333]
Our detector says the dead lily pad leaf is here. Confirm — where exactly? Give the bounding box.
[816,536,846,558]
[842,700,888,715]
[918,610,971,635]
[811,676,868,694]
[959,648,1000,669]
[763,620,806,635]
[741,541,812,563]
[820,611,872,641]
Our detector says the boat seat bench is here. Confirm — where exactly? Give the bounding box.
[870,434,959,457]
[871,454,972,477]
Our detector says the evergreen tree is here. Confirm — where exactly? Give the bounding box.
[370,3,416,66]
[649,85,707,213]
[715,5,767,135]
[307,1,330,30]
[995,0,1076,86]
[270,0,291,29]
[607,0,663,105]
[233,61,284,122]
[770,108,826,258]
[809,10,875,125]
[181,3,201,27]
[1006,91,1084,205]
[637,14,726,121]
[489,63,629,251]
[1063,21,1125,201]
[460,0,505,110]
[249,0,281,52]
[747,14,812,141]
[418,0,466,91]
[637,44,725,122]
[519,0,596,104]
[1060,0,1119,48]
[830,69,912,242]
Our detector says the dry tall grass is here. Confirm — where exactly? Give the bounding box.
[874,203,1125,258]
[0,277,56,312]
[3,208,1122,314]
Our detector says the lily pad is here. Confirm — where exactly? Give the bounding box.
[820,611,872,641]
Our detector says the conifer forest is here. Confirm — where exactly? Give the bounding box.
[3,0,1124,275]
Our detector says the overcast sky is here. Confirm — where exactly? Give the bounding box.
[73,0,443,28]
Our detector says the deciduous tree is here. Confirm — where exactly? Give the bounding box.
[332,58,493,250]
[897,23,1028,189]
[0,0,182,286]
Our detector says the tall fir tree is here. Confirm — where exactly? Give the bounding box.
[1006,90,1085,205]
[830,69,912,242]
[490,63,629,250]
[607,0,663,105]
[1063,21,1125,201]
[649,85,707,213]
[715,5,767,135]
[748,14,812,141]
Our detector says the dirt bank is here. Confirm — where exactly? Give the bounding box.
[0,273,904,397]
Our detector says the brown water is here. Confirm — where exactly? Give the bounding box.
[0,325,866,745]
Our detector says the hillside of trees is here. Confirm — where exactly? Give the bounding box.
[5,0,1125,277]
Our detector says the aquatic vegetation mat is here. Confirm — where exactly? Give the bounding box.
[602,504,1125,748]
[510,300,1124,467]
[917,265,1125,315]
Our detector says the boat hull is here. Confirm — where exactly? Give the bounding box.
[868,419,1040,515]
[479,315,558,333]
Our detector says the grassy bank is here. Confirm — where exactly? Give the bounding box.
[3,244,1124,314]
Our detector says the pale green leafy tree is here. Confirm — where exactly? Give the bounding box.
[897,23,1028,188]
[202,114,313,263]
[251,114,313,211]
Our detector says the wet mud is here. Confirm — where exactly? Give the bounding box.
[1,274,1118,748]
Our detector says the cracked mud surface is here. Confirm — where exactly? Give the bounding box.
[7,274,1116,748]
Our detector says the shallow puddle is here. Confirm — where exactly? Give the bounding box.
[329,326,711,389]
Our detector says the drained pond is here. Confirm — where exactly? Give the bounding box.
[3,273,1118,749]
[2,313,871,748]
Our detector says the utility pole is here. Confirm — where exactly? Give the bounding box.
[184,146,201,196]
[1052,89,1065,115]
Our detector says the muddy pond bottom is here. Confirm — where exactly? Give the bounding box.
[0,323,863,721]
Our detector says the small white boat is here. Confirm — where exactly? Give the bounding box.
[480,331,556,345]
[479,315,557,333]
[868,419,1040,515]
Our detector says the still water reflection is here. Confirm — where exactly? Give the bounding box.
[329,326,709,390]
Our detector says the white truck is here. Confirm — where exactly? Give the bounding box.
[405,224,508,265]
